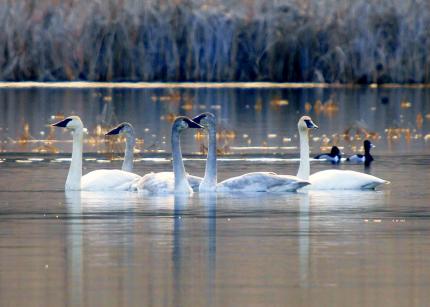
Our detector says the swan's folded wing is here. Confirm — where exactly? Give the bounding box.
[132,172,175,194]
[274,174,311,191]
[81,169,141,191]
[218,172,309,192]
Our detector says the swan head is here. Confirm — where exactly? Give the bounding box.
[298,116,318,132]
[192,112,216,129]
[173,116,203,132]
[363,140,375,150]
[105,122,134,136]
[52,116,83,130]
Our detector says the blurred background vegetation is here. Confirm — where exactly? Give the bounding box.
[1,0,429,83]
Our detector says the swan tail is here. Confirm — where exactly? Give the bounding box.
[361,179,389,190]
[289,181,311,191]
[268,180,310,192]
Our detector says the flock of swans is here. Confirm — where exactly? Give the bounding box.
[52,114,389,194]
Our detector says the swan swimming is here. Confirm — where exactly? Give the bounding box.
[131,116,203,194]
[192,112,310,192]
[314,146,342,164]
[52,116,141,191]
[296,116,389,190]
[106,122,203,191]
[347,140,374,166]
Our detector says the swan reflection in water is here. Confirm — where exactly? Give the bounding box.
[299,193,310,288]
[171,193,217,307]
[64,191,141,306]
[63,191,218,306]
[65,191,83,307]
[62,189,387,304]
[297,190,387,288]
[306,190,388,209]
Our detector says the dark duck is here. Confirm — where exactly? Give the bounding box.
[314,146,342,164]
[347,140,375,166]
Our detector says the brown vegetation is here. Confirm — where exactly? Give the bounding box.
[0,0,429,83]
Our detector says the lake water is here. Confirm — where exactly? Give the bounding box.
[0,84,430,306]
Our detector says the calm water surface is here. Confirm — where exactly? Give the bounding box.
[0,86,430,306]
[0,85,430,154]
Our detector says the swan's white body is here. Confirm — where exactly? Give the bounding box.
[308,170,387,190]
[81,169,140,191]
[295,116,389,190]
[132,117,203,195]
[53,116,141,191]
[217,172,310,192]
[132,172,176,194]
[193,113,310,193]
[132,172,202,194]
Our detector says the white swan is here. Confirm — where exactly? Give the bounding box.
[52,116,141,191]
[132,116,203,194]
[106,122,203,191]
[296,116,389,190]
[192,113,310,192]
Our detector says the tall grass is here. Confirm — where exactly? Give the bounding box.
[0,0,429,83]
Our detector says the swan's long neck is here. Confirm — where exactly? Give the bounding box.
[122,132,135,173]
[172,129,190,192]
[200,122,217,191]
[66,129,83,190]
[297,129,310,180]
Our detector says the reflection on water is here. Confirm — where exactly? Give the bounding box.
[1,86,430,155]
[299,193,310,289]
[1,155,430,305]
[65,191,83,307]
[1,85,430,306]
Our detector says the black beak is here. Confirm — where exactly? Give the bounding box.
[305,119,318,129]
[52,118,72,128]
[192,113,207,124]
[105,125,123,135]
[185,118,204,129]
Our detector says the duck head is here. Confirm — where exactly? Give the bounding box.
[364,140,375,151]
[331,146,341,157]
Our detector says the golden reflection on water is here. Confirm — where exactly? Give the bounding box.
[0,85,429,157]
[1,81,430,89]
[0,81,351,89]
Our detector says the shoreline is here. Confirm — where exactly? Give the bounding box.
[0,81,430,89]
